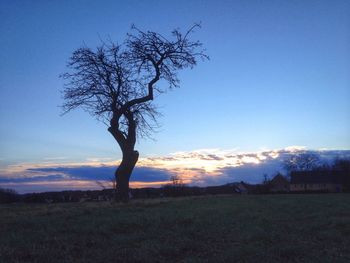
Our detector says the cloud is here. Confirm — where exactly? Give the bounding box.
[28,165,171,182]
[85,157,114,162]
[3,166,173,183]
[27,166,115,181]
[284,146,307,152]
[0,174,67,183]
[43,157,68,160]
[1,147,349,193]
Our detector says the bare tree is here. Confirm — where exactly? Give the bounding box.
[61,24,207,202]
[170,175,185,187]
[333,158,350,172]
[283,152,321,174]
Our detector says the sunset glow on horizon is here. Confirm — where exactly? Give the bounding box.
[1,147,350,193]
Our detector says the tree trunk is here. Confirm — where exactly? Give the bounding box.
[115,150,139,202]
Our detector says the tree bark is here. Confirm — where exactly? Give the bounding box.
[115,150,139,202]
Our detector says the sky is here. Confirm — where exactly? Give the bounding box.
[0,0,349,193]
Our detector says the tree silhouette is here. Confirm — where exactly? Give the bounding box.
[283,152,321,174]
[61,24,207,202]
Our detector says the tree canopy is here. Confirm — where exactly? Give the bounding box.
[61,24,208,139]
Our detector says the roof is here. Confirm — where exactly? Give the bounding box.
[270,174,289,185]
[290,170,344,184]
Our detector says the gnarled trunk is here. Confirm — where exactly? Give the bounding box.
[115,150,139,202]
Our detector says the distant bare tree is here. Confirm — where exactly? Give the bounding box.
[61,24,207,202]
[262,173,270,184]
[170,175,185,187]
[332,158,350,190]
[283,152,321,174]
[95,180,107,190]
[333,158,350,172]
[95,176,116,190]
[110,176,117,190]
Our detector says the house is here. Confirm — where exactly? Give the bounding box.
[290,170,344,192]
[269,174,290,193]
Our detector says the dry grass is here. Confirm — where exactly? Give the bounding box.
[1,194,350,262]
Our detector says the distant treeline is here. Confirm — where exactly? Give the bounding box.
[288,157,350,191]
[0,184,243,204]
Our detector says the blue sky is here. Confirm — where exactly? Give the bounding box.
[0,0,349,192]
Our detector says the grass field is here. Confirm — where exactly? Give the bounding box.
[1,194,350,263]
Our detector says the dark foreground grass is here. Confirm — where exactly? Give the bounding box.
[1,194,350,263]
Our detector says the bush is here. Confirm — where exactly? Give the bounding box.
[0,188,20,203]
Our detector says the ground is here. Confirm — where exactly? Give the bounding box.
[1,194,350,263]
